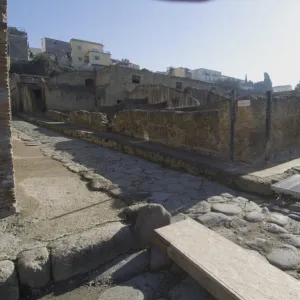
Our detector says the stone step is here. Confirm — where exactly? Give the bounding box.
[154,218,300,300]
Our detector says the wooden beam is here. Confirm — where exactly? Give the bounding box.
[154,218,300,300]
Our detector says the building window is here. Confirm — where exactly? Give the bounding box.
[116,100,122,104]
[176,82,183,89]
[77,45,82,50]
[85,79,94,87]
[94,56,100,60]
[132,75,141,84]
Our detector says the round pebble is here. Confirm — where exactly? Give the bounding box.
[221,193,235,199]
[266,246,300,270]
[264,223,288,234]
[244,211,265,223]
[207,196,227,203]
[197,212,230,227]
[289,213,300,222]
[266,213,289,226]
[245,238,272,252]
[279,234,300,248]
[211,203,242,216]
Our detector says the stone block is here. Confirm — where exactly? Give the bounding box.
[0,260,19,300]
[50,222,138,282]
[17,247,51,289]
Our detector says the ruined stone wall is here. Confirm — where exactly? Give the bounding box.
[96,66,229,106]
[234,97,267,164]
[126,84,199,107]
[112,107,230,159]
[45,85,96,112]
[44,71,98,111]
[0,0,16,218]
[184,87,230,108]
[47,70,96,86]
[269,95,300,155]
[68,110,108,131]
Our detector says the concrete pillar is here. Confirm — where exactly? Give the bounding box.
[0,0,17,219]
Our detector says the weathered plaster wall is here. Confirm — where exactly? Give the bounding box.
[112,108,230,159]
[47,70,96,86]
[0,0,16,218]
[45,70,97,111]
[45,85,96,112]
[269,95,300,155]
[234,97,267,164]
[126,84,199,107]
[96,66,228,106]
[184,87,230,108]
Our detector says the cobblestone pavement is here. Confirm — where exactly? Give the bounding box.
[11,118,300,298]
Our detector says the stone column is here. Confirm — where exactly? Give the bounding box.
[0,0,17,218]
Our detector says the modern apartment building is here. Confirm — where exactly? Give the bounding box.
[41,38,72,66]
[8,26,28,62]
[70,38,112,68]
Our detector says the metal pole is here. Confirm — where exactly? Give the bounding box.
[229,89,236,162]
[265,90,272,143]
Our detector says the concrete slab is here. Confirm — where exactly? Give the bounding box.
[250,159,300,178]
[271,174,300,197]
[154,218,300,300]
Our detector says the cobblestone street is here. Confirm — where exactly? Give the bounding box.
[9,117,300,299]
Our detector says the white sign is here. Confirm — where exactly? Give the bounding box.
[238,100,251,107]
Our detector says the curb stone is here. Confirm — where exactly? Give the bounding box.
[49,222,138,282]
[17,247,51,289]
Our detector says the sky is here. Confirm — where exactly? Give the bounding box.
[7,0,300,87]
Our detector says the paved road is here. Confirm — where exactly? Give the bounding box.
[12,118,252,215]
[12,117,300,299]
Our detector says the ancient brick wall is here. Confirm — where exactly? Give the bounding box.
[0,0,16,218]
[112,107,230,160]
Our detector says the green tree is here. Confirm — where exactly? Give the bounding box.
[295,82,300,92]
[10,53,63,77]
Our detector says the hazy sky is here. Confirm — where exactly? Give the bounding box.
[7,0,300,87]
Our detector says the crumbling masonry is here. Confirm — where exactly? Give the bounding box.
[0,0,16,218]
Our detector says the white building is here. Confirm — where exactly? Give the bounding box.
[191,68,222,83]
[273,85,293,93]
[191,68,245,85]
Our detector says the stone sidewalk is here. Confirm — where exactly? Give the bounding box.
[18,113,300,197]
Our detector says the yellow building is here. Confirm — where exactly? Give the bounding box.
[70,38,112,68]
[173,67,192,78]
